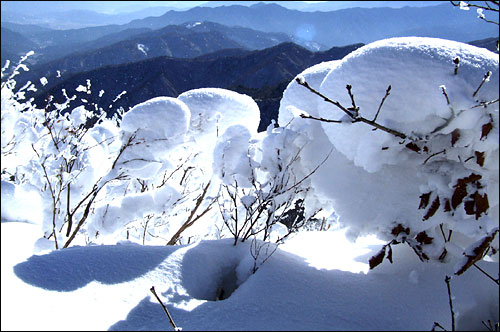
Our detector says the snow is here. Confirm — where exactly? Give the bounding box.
[178,88,260,144]
[279,37,499,250]
[1,37,498,331]
[137,43,148,56]
[2,221,498,331]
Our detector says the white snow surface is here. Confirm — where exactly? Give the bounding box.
[1,37,498,331]
[2,221,498,331]
[137,43,148,56]
[317,37,498,173]
[178,88,260,144]
[279,37,499,243]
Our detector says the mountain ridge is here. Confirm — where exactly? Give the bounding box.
[32,42,363,131]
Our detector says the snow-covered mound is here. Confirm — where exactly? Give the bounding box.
[318,37,498,173]
[279,37,499,264]
[178,88,260,143]
[2,221,498,331]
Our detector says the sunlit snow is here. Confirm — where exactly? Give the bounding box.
[1,36,498,331]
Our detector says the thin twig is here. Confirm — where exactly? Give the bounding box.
[167,181,213,245]
[432,321,447,331]
[299,113,342,123]
[472,98,499,108]
[150,286,180,331]
[424,149,446,164]
[373,85,391,122]
[445,275,456,332]
[296,78,409,140]
[453,57,460,76]
[345,84,359,117]
[473,262,500,285]
[441,86,450,105]
[473,71,492,98]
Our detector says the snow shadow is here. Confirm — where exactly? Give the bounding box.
[14,243,177,291]
[179,239,250,301]
[107,240,468,331]
[107,246,376,331]
[109,296,169,331]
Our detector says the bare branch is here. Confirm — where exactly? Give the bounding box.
[345,84,360,117]
[167,181,214,245]
[296,78,410,140]
[473,71,492,98]
[299,113,342,123]
[453,57,460,76]
[441,86,451,105]
[373,85,392,122]
[472,98,499,108]
[424,149,446,164]
[445,275,456,331]
[150,286,180,331]
[473,262,500,285]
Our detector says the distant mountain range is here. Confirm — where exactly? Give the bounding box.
[1,21,292,67]
[2,2,497,133]
[2,2,496,67]
[32,42,363,131]
[7,21,293,91]
[122,3,497,48]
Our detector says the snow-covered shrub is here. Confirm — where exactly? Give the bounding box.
[91,88,264,246]
[88,95,213,245]
[214,120,329,245]
[2,61,131,248]
[280,37,499,272]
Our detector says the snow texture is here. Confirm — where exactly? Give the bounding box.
[2,222,498,331]
[279,37,499,252]
[1,37,498,331]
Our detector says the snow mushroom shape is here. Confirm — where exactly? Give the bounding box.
[212,124,254,188]
[279,60,341,132]
[178,88,260,140]
[318,37,499,173]
[281,37,499,249]
[121,96,190,139]
[118,97,192,179]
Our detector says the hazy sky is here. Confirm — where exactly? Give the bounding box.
[1,1,446,14]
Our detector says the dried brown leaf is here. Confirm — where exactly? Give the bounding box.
[444,199,451,212]
[452,174,482,210]
[391,224,410,237]
[369,246,386,270]
[423,196,440,221]
[481,121,493,140]
[452,184,467,210]
[455,229,499,275]
[405,142,421,153]
[475,151,485,167]
[464,192,489,220]
[419,192,431,209]
[451,129,460,147]
[416,231,434,245]
[474,192,489,220]
[457,173,482,185]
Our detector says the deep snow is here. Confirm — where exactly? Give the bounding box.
[1,221,499,331]
[1,37,499,331]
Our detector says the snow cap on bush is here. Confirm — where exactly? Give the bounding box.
[118,97,191,179]
[121,96,190,140]
[318,37,498,173]
[178,87,260,139]
[280,37,499,264]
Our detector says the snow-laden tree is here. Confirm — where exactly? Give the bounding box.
[3,58,325,250]
[2,57,130,249]
[280,37,499,274]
